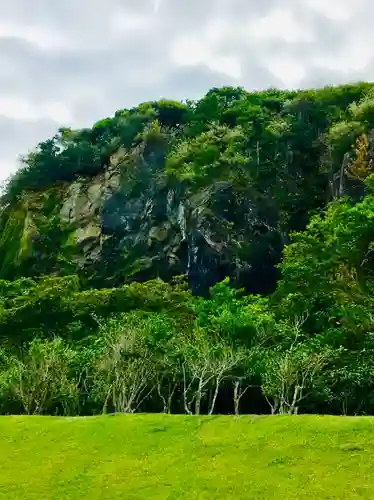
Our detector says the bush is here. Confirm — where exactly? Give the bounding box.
[1,339,78,415]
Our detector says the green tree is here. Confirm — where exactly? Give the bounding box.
[2,338,78,415]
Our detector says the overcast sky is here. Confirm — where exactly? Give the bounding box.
[0,0,373,181]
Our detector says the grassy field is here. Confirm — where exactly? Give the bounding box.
[0,414,373,499]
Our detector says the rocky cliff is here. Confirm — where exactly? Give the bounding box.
[1,84,372,294]
[0,150,280,295]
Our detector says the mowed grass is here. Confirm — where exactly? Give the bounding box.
[0,414,373,499]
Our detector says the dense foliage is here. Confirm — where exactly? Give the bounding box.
[1,83,374,415]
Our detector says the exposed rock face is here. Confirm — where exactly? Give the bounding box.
[0,161,281,295]
[57,164,279,293]
[60,168,120,228]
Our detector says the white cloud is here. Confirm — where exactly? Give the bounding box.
[0,97,71,122]
[0,160,14,182]
[1,0,374,181]
[171,36,210,67]
[112,12,153,32]
[0,20,69,50]
[303,0,367,22]
[267,57,306,88]
[249,8,314,44]
[171,35,241,79]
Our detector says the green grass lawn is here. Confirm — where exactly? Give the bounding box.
[0,414,373,499]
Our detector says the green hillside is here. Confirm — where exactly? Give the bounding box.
[1,83,374,418]
[0,415,372,499]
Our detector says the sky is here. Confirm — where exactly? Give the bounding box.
[0,0,373,182]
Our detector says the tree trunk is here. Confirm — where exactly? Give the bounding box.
[156,380,168,413]
[194,375,206,416]
[209,376,221,415]
[233,380,240,416]
[102,385,112,415]
[289,386,301,415]
[182,364,192,415]
[195,391,201,415]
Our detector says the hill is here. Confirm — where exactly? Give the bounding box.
[0,83,374,418]
[0,414,372,499]
[1,83,374,294]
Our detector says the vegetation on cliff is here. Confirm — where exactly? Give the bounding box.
[1,82,374,416]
